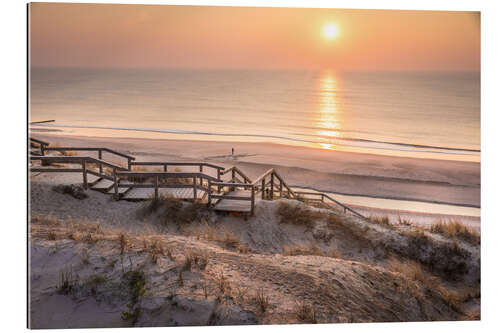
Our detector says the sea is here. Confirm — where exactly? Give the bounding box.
[29,67,480,162]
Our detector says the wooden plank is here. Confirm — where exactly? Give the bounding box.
[212,190,255,212]
[30,168,83,173]
[91,179,115,190]
[213,200,252,213]
[211,195,252,201]
[210,182,253,188]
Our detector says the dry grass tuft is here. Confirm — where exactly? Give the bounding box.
[388,258,437,287]
[293,301,317,323]
[282,242,325,257]
[255,288,270,313]
[401,229,470,280]
[430,220,480,245]
[397,216,413,226]
[31,215,60,226]
[138,194,209,226]
[215,271,231,294]
[277,202,321,228]
[145,240,165,263]
[369,215,392,227]
[182,250,209,271]
[118,233,128,255]
[222,231,240,249]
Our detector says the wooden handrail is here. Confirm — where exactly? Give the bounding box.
[130,161,224,170]
[321,193,366,219]
[30,155,127,171]
[116,171,219,182]
[210,181,254,188]
[222,166,253,184]
[251,168,275,185]
[30,137,49,146]
[44,147,135,161]
[271,170,296,198]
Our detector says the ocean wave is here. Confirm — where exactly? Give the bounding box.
[33,123,480,156]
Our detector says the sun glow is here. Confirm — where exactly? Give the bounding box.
[316,73,341,150]
[323,24,339,39]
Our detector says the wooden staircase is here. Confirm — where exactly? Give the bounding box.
[29,137,365,218]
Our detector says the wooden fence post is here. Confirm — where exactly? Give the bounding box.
[261,178,265,200]
[127,158,131,171]
[279,179,283,198]
[199,165,203,172]
[154,176,159,200]
[40,144,45,156]
[113,168,119,200]
[250,185,255,216]
[82,160,88,190]
[98,149,103,174]
[193,176,197,200]
[207,179,212,207]
[163,164,167,172]
[270,173,274,200]
[217,169,221,181]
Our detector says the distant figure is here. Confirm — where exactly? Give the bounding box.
[231,148,234,156]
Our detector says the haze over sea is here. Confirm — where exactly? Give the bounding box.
[30,68,480,162]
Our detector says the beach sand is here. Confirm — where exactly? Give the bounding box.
[30,132,480,227]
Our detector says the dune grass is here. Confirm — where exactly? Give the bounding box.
[276,202,322,229]
[429,220,480,245]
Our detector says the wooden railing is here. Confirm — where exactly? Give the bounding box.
[29,155,127,190]
[28,138,364,218]
[42,147,136,170]
[252,168,296,200]
[220,166,252,184]
[29,138,49,156]
[130,161,224,179]
[115,171,219,201]
[294,191,365,219]
[207,180,255,215]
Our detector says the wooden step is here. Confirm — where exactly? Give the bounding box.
[90,179,114,191]
[213,190,253,213]
[106,181,133,195]
[122,187,200,200]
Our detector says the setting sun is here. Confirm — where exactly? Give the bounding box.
[323,23,339,39]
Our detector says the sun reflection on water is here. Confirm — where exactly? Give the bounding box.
[316,72,342,150]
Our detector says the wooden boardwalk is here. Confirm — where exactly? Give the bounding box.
[123,187,205,200]
[213,190,257,213]
[29,137,365,218]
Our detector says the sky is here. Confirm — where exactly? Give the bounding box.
[29,3,480,71]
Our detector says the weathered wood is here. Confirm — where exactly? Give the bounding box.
[261,179,265,200]
[82,161,88,189]
[193,176,197,200]
[154,176,159,200]
[210,195,253,201]
[98,149,103,174]
[113,168,118,200]
[207,179,212,207]
[44,147,135,161]
[270,173,274,200]
[209,182,254,188]
[30,167,83,173]
[30,137,49,146]
[250,186,255,215]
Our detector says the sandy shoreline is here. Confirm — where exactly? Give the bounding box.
[30,132,480,215]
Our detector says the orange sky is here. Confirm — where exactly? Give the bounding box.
[29,3,480,71]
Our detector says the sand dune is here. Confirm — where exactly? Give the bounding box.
[29,171,480,328]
